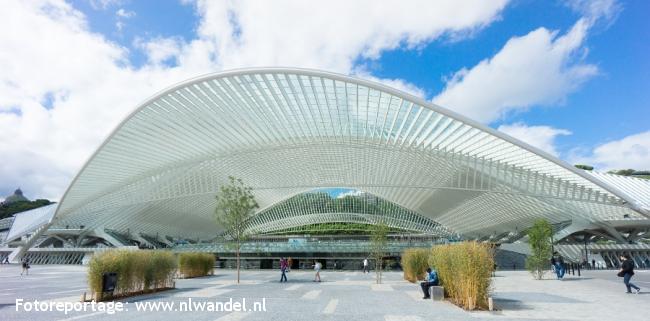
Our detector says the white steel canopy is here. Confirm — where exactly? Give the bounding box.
[50,68,648,240]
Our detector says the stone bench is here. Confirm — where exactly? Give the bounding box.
[429,286,444,301]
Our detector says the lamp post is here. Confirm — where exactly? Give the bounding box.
[550,234,554,256]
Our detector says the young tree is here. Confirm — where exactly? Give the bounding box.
[214,176,259,284]
[525,219,553,280]
[370,222,389,284]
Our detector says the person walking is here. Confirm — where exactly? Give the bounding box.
[313,260,322,282]
[279,257,288,283]
[619,254,641,294]
[551,255,557,276]
[363,258,369,274]
[420,267,439,299]
[20,257,30,276]
[551,252,565,280]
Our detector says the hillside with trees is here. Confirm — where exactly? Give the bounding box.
[0,199,53,220]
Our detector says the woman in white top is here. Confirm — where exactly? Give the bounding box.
[313,261,322,282]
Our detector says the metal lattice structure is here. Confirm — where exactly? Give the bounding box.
[246,191,451,235]
[45,68,647,241]
[583,171,650,213]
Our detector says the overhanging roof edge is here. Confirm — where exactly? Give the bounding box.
[53,67,647,222]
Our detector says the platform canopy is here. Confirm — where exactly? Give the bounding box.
[50,68,648,240]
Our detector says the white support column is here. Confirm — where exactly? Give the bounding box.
[91,228,129,247]
[8,222,52,263]
[593,222,628,244]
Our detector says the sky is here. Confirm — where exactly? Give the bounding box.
[0,0,648,201]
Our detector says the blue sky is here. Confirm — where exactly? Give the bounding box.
[72,0,649,157]
[374,1,649,152]
[0,0,648,200]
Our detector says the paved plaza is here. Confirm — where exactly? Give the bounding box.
[0,265,649,321]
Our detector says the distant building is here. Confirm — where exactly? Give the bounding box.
[3,188,29,204]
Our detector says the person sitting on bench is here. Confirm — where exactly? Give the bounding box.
[421,267,439,299]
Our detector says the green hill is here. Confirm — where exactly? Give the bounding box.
[0,199,53,220]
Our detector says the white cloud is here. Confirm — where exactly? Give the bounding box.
[193,0,509,72]
[116,8,134,18]
[497,123,572,157]
[0,1,210,200]
[89,0,123,10]
[366,76,426,98]
[432,1,623,124]
[0,0,511,200]
[570,131,650,171]
[433,18,598,123]
[115,8,135,31]
[135,37,184,66]
[352,67,426,98]
[566,0,621,26]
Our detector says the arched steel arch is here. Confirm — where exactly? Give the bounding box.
[50,68,648,240]
[245,191,452,236]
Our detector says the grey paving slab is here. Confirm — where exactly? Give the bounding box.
[0,264,649,321]
[482,270,650,321]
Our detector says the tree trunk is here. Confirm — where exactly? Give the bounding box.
[236,243,240,284]
[376,260,380,284]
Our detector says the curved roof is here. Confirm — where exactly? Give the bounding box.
[246,190,452,236]
[585,171,650,213]
[50,68,647,240]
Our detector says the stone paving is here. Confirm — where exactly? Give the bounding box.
[483,269,650,321]
[0,264,648,321]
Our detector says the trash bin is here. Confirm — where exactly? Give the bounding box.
[102,272,118,293]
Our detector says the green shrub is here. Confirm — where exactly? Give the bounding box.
[429,242,494,310]
[401,248,430,283]
[88,249,176,299]
[178,252,215,278]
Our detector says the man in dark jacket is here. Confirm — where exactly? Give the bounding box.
[420,267,439,299]
[620,254,641,294]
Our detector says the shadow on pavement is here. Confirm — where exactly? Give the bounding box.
[492,298,531,311]
[555,277,593,281]
[493,291,586,304]
[275,279,328,283]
